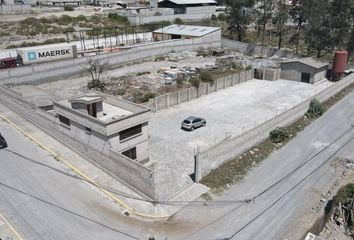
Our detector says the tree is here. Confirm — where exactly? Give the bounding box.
[84,59,109,91]
[288,0,305,53]
[303,0,333,58]
[273,0,289,49]
[256,0,274,51]
[329,0,354,50]
[225,0,255,42]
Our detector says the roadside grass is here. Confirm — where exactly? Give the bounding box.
[200,82,354,193]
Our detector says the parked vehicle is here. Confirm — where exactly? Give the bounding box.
[0,57,17,69]
[181,116,206,131]
[0,134,7,149]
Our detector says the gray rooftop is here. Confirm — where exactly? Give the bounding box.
[158,0,216,5]
[282,57,329,69]
[153,24,220,37]
[56,92,150,124]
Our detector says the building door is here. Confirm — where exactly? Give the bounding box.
[301,72,311,83]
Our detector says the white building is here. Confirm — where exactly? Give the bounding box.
[153,24,221,42]
[53,92,151,162]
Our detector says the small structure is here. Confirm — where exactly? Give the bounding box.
[153,24,221,42]
[158,0,217,14]
[280,58,328,84]
[53,92,151,162]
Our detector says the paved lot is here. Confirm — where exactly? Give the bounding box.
[150,79,333,198]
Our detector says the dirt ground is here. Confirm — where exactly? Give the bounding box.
[35,56,217,98]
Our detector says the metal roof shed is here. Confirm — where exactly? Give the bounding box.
[280,57,329,84]
[153,24,220,41]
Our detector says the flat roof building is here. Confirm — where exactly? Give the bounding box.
[53,92,151,162]
[280,57,329,84]
[158,0,216,14]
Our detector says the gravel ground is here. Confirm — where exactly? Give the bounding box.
[151,79,333,200]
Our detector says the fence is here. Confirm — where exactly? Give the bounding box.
[221,38,298,58]
[0,38,220,85]
[195,73,354,181]
[144,69,253,112]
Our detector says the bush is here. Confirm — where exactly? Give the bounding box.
[200,71,213,83]
[174,18,184,25]
[334,183,354,205]
[108,13,128,23]
[218,13,226,21]
[76,14,87,21]
[306,99,324,118]
[57,14,73,25]
[189,77,201,88]
[142,92,156,103]
[64,5,74,11]
[269,127,289,143]
[211,14,218,21]
[88,79,105,90]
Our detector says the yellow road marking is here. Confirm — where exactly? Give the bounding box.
[0,113,169,219]
[0,211,23,240]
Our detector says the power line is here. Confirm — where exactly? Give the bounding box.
[225,127,354,239]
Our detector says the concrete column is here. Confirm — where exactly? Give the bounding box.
[263,69,266,80]
[194,153,202,182]
[206,82,209,94]
[238,72,241,83]
[231,74,235,86]
[177,91,180,104]
[154,97,158,112]
[166,94,170,108]
[187,88,191,101]
[223,77,226,89]
[215,79,218,92]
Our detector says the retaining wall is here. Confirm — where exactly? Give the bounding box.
[195,73,354,181]
[0,37,220,85]
[144,69,253,112]
[221,38,297,58]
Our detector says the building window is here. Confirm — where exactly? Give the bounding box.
[119,125,142,141]
[85,127,92,134]
[59,115,70,127]
[122,147,137,160]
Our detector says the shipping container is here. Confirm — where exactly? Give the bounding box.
[16,43,78,65]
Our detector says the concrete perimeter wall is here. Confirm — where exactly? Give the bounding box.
[0,37,220,85]
[144,69,253,112]
[195,73,354,181]
[0,4,31,14]
[221,38,297,58]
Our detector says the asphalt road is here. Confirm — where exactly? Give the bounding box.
[0,118,148,240]
[170,92,354,240]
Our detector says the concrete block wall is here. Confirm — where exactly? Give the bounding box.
[36,108,157,199]
[0,37,221,85]
[195,73,354,181]
[145,70,253,112]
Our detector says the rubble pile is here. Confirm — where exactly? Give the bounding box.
[165,51,199,62]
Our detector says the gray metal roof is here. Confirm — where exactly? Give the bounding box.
[158,0,216,4]
[282,57,328,69]
[153,24,220,37]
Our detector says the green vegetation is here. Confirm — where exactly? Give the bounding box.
[199,71,213,84]
[6,38,66,49]
[269,127,289,143]
[306,99,325,118]
[223,0,354,60]
[63,5,74,11]
[174,18,184,25]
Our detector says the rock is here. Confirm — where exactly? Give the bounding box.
[250,150,254,155]
[321,198,326,203]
